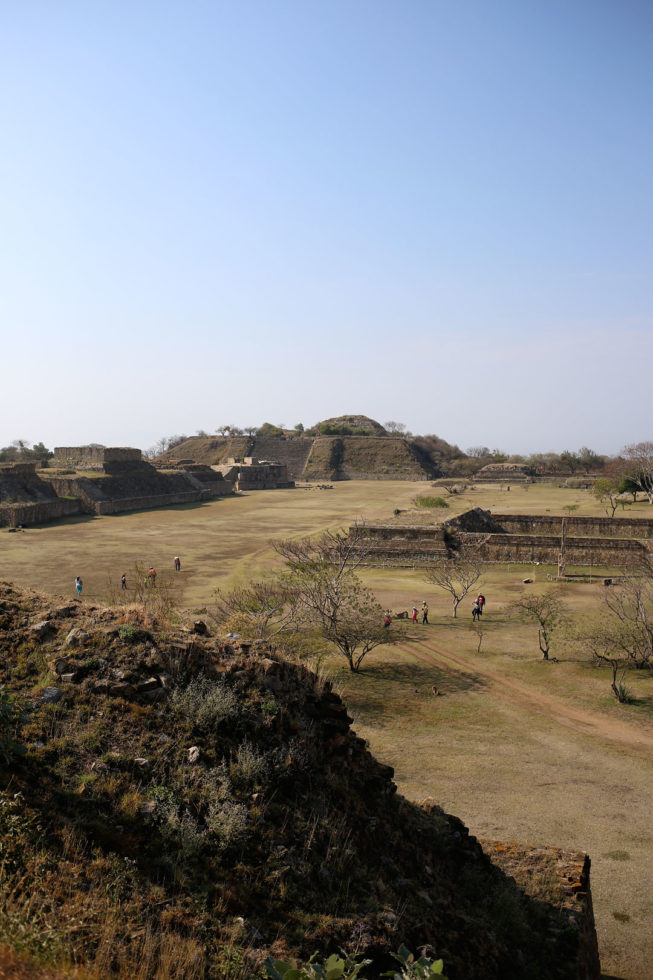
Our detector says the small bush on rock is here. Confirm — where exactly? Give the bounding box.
[171,676,237,731]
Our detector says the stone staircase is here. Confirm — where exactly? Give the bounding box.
[250,437,314,480]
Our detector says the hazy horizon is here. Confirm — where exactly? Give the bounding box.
[2,1,651,456]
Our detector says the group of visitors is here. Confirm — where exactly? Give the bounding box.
[472,594,486,621]
[75,557,183,596]
[411,602,429,624]
[385,596,487,626]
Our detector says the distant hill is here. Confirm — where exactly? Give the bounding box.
[311,414,389,436]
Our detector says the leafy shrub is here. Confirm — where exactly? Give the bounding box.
[171,676,237,730]
[265,947,447,980]
[383,944,447,978]
[413,496,449,509]
[118,624,140,642]
[616,679,633,704]
[266,951,371,979]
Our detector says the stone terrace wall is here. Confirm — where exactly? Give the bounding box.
[492,513,653,539]
[92,489,214,515]
[48,469,227,516]
[482,841,601,980]
[0,462,39,476]
[351,524,449,565]
[0,469,59,505]
[53,446,142,470]
[0,498,82,527]
[461,531,649,566]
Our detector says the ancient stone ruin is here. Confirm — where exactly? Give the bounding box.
[353,508,653,567]
[210,457,294,491]
[0,446,234,527]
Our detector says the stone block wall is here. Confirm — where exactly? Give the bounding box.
[0,462,39,476]
[352,511,653,568]
[460,531,648,566]
[492,513,653,539]
[350,524,449,564]
[0,498,82,527]
[53,446,142,470]
[481,841,601,980]
[212,460,293,490]
[92,489,215,515]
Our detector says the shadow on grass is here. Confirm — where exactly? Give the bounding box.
[340,660,487,725]
[626,694,653,714]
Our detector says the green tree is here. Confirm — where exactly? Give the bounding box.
[29,441,53,460]
[578,446,601,474]
[593,477,620,518]
[560,450,580,474]
[258,422,285,437]
[617,475,639,503]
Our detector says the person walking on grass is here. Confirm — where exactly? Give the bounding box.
[412,606,418,624]
[477,594,486,617]
[148,567,157,587]
[472,600,480,622]
[121,573,127,591]
[422,601,429,625]
[174,556,181,572]
[383,611,392,629]
[75,576,83,596]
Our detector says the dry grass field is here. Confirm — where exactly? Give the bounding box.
[3,479,653,979]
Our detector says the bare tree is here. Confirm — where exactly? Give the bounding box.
[582,621,632,703]
[425,549,485,618]
[210,580,297,640]
[143,434,188,459]
[384,421,406,435]
[273,527,393,671]
[467,446,490,458]
[604,573,653,669]
[622,442,653,504]
[436,481,467,496]
[515,593,566,660]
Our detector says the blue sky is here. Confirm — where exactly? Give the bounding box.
[1,0,651,454]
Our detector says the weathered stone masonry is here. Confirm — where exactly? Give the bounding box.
[352,510,653,568]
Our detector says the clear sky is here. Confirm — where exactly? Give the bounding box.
[1,0,651,455]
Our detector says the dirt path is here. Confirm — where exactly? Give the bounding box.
[400,636,653,753]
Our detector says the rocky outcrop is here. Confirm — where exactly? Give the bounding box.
[0,582,600,978]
